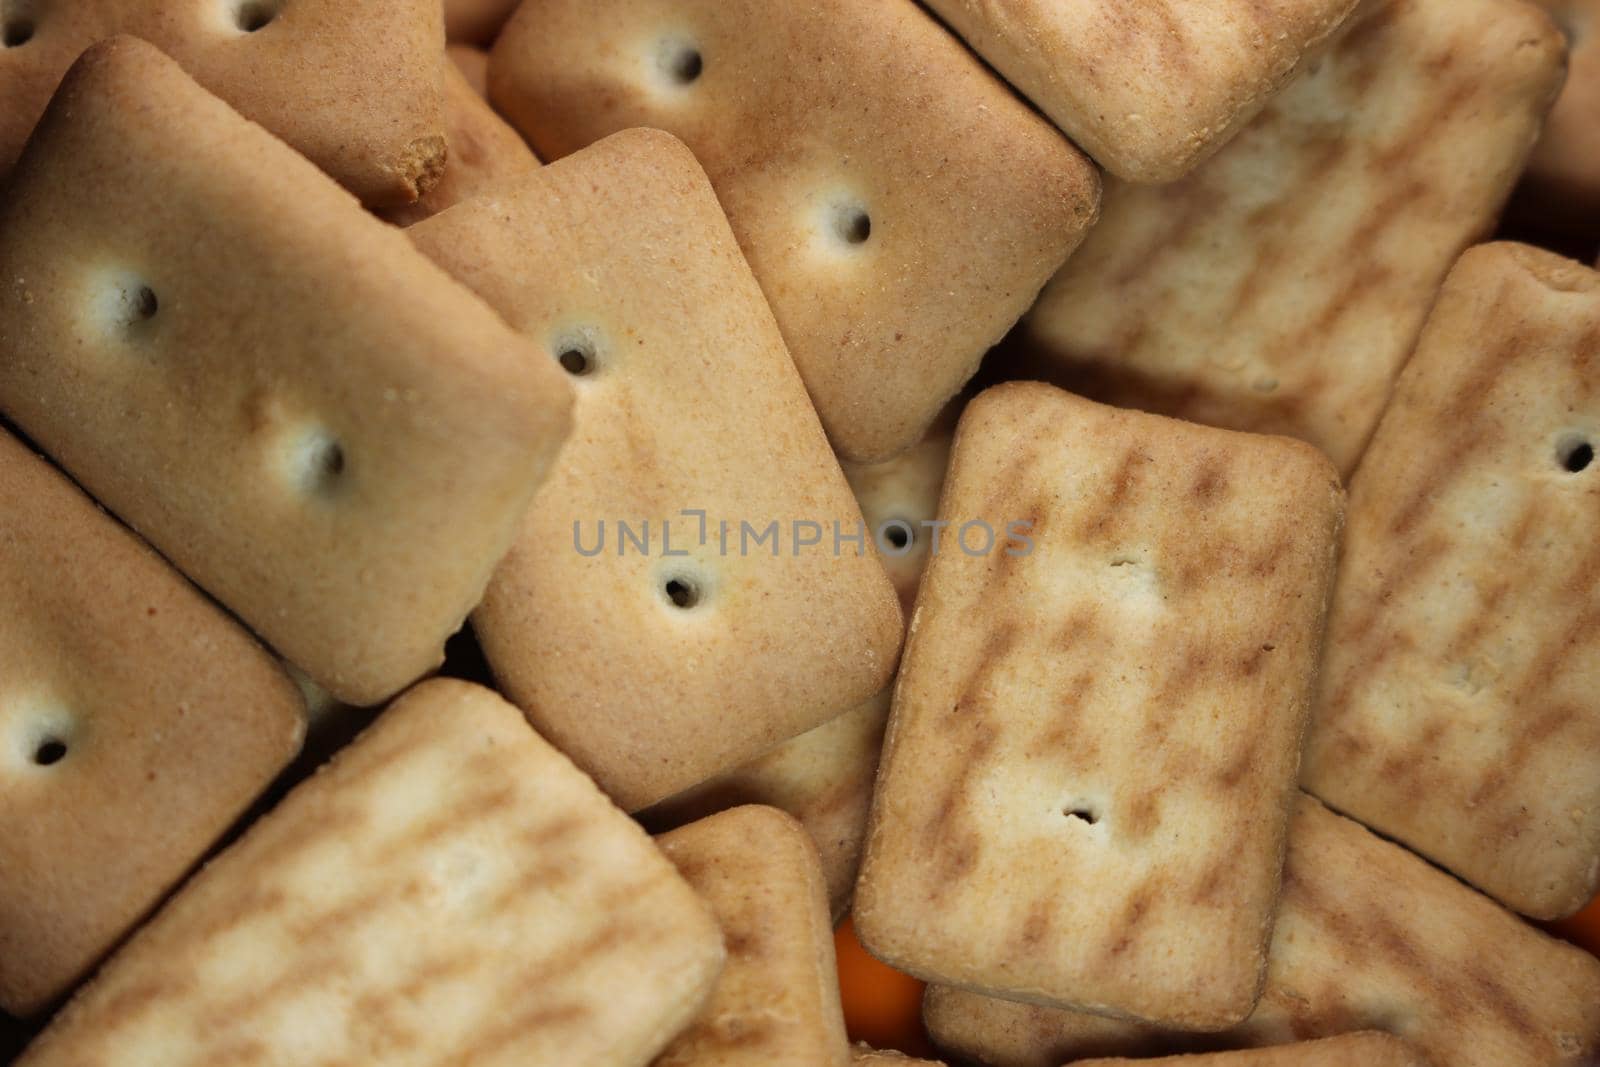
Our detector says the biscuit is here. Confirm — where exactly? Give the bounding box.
[1303,243,1600,919]
[488,0,1100,462]
[643,422,951,914]
[0,38,573,707]
[407,128,902,810]
[15,679,725,1066]
[920,0,1358,183]
[655,806,851,1067]
[445,0,521,45]
[1522,1,1600,227]
[0,429,304,1016]
[853,1047,946,1066]
[855,382,1344,1029]
[1070,1032,1430,1067]
[449,43,491,96]
[0,1,445,207]
[1017,0,1566,475]
[380,52,540,227]
[923,795,1600,1067]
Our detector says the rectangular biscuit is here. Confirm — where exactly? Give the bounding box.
[921,0,1358,182]
[15,679,725,1066]
[1018,0,1566,474]
[924,795,1600,1067]
[655,806,851,1066]
[855,382,1344,1029]
[488,0,1100,462]
[1303,242,1600,919]
[0,0,447,207]
[1070,1032,1430,1067]
[0,37,572,706]
[407,128,901,810]
[0,429,304,1016]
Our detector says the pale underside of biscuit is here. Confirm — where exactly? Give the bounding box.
[408,128,902,811]
[1019,0,1566,476]
[0,430,305,1017]
[0,37,572,706]
[924,795,1600,1067]
[921,0,1359,183]
[0,0,447,207]
[655,806,851,1067]
[856,382,1344,1030]
[16,680,725,1067]
[1069,1031,1430,1067]
[488,0,1100,463]
[1304,242,1600,920]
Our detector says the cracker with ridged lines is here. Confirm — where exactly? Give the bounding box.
[655,806,850,1066]
[16,679,725,1067]
[1069,1032,1430,1067]
[0,429,304,1017]
[0,0,446,207]
[1303,242,1600,920]
[0,38,572,707]
[488,0,1099,463]
[408,129,901,811]
[924,796,1600,1067]
[855,382,1344,1029]
[920,0,1358,182]
[1017,0,1565,475]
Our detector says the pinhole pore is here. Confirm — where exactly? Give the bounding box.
[33,737,66,766]
[2,14,32,47]
[233,0,280,32]
[656,38,703,87]
[1062,803,1100,826]
[1559,436,1594,474]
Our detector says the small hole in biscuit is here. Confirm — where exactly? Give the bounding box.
[131,286,158,322]
[33,738,66,767]
[885,524,911,550]
[2,17,33,47]
[835,206,872,246]
[1560,438,1594,474]
[558,346,593,376]
[285,430,347,497]
[668,47,702,84]
[664,577,699,609]
[233,0,278,32]
[1063,805,1099,826]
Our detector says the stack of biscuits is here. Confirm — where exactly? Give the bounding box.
[0,1,1597,1065]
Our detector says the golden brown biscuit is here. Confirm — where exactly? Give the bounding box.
[488,0,1100,462]
[381,52,541,227]
[852,1047,946,1066]
[0,1,446,207]
[856,383,1344,1029]
[1018,0,1566,475]
[1069,1032,1430,1067]
[444,0,522,45]
[924,796,1600,1067]
[1304,243,1600,919]
[1522,1,1600,227]
[408,129,901,811]
[655,806,851,1066]
[16,680,725,1066]
[0,38,572,707]
[921,0,1358,182]
[0,430,304,1016]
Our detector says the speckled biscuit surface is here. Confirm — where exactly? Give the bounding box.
[655,806,850,1067]
[921,0,1358,182]
[16,679,726,1067]
[0,38,572,707]
[381,52,540,227]
[0,0,445,208]
[1020,0,1565,475]
[855,383,1344,1029]
[0,430,304,1017]
[408,129,901,811]
[1069,1031,1430,1067]
[488,0,1099,463]
[924,796,1600,1067]
[1303,243,1600,920]
[1524,0,1600,224]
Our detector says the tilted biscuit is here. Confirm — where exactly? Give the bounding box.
[0,430,304,1016]
[1017,0,1566,475]
[0,1,445,207]
[445,0,521,45]
[924,796,1600,1067]
[449,42,491,96]
[1522,1,1600,226]
[1303,243,1600,919]
[644,423,952,914]
[855,382,1344,1029]
[655,806,851,1067]
[408,129,901,810]
[380,52,540,227]
[1069,1032,1430,1067]
[488,0,1100,462]
[16,679,725,1066]
[0,38,573,706]
[921,0,1358,183]
[852,1047,946,1066]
